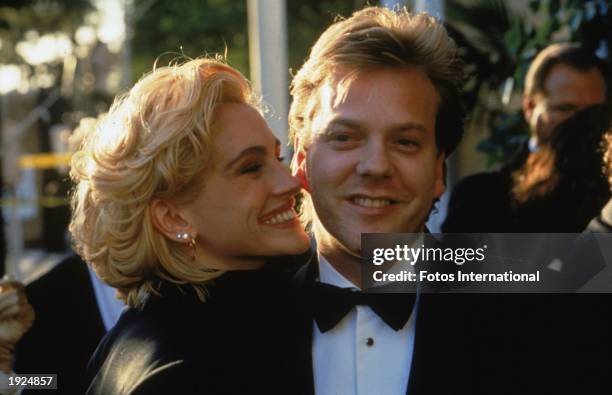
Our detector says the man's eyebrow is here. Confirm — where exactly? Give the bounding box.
[325,118,428,133]
[224,146,267,170]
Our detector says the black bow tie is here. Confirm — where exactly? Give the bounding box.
[312,282,416,332]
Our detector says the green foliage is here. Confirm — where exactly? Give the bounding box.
[131,0,249,80]
[286,0,369,73]
[131,0,370,82]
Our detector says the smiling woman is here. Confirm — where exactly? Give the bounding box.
[70,58,310,394]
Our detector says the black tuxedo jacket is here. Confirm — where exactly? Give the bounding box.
[284,255,479,395]
[14,254,107,395]
[285,255,610,395]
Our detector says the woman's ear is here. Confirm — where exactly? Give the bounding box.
[149,199,195,242]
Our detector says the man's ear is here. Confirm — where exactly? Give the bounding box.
[149,199,195,241]
[292,139,310,192]
[433,153,445,199]
[522,94,535,124]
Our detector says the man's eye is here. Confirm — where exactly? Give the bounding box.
[398,139,418,146]
[240,163,263,174]
[397,139,420,150]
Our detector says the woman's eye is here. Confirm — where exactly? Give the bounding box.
[277,156,286,162]
[240,163,263,174]
[331,133,352,142]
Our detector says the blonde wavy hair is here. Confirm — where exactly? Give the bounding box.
[289,6,465,226]
[69,58,258,307]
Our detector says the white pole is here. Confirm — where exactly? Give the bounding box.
[1,94,23,278]
[247,0,289,156]
[414,0,445,19]
[381,0,405,10]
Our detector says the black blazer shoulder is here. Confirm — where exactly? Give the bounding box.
[86,267,299,395]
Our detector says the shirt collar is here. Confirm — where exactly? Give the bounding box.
[317,233,425,290]
[318,253,358,290]
[528,136,539,152]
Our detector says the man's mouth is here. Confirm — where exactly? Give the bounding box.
[350,196,396,208]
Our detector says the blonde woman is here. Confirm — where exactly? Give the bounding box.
[73,58,310,394]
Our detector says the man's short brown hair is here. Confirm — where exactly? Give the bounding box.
[524,43,609,99]
[289,6,466,157]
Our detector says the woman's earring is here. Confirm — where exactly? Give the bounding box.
[176,232,196,261]
[188,236,197,262]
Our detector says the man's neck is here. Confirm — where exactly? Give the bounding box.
[317,244,363,288]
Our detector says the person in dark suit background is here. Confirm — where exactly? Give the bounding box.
[567,125,612,291]
[508,104,610,231]
[11,253,122,395]
[439,45,611,394]
[443,43,610,232]
[76,58,311,394]
[0,116,124,395]
[587,131,612,232]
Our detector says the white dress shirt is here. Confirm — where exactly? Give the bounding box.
[87,266,124,331]
[312,254,418,395]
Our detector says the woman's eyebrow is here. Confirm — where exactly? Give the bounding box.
[224,146,267,170]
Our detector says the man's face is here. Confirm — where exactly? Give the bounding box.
[524,63,606,144]
[300,67,445,257]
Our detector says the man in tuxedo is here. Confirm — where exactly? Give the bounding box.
[286,6,470,394]
[285,7,610,394]
[443,43,609,232]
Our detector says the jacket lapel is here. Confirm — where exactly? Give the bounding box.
[285,256,318,395]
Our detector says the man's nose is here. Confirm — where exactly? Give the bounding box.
[356,140,393,178]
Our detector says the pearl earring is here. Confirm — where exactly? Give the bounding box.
[177,232,190,240]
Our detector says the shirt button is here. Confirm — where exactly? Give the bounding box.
[366,337,374,347]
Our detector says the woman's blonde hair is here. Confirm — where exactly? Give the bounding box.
[70,58,258,307]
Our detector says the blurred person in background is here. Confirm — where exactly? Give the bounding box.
[76,57,310,394]
[443,43,609,232]
[0,279,34,382]
[509,104,610,231]
[565,125,612,290]
[12,252,123,395]
[0,117,124,395]
[587,131,612,231]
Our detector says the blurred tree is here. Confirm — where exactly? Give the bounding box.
[131,0,250,80]
[286,0,369,73]
[130,0,370,82]
[0,0,93,75]
[0,0,100,255]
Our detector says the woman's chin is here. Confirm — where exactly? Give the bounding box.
[263,233,312,257]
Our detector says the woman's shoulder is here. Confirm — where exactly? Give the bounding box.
[84,288,211,392]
